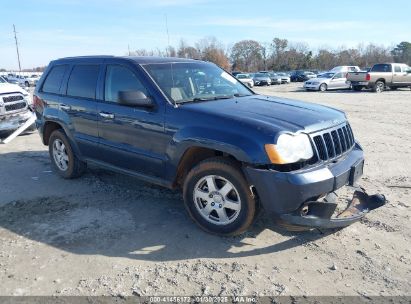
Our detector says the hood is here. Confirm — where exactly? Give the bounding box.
[181,95,346,134]
[0,83,28,95]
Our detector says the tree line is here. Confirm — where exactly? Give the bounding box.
[2,39,410,73]
[130,38,411,72]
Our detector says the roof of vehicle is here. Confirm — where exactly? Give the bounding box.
[55,55,198,64]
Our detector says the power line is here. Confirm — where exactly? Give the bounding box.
[13,24,22,72]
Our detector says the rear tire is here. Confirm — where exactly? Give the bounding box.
[49,129,86,179]
[183,157,256,236]
[373,81,385,93]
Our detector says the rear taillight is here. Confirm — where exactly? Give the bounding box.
[33,95,44,110]
[366,73,371,81]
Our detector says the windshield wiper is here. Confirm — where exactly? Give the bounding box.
[178,95,233,104]
[177,94,251,105]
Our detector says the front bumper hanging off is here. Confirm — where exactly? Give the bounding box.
[277,188,386,229]
[244,145,386,229]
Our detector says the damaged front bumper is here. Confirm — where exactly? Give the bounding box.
[0,110,33,132]
[277,189,386,229]
[244,144,386,229]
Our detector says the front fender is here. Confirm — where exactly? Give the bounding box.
[165,126,269,182]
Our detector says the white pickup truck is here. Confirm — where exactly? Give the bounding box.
[0,76,33,133]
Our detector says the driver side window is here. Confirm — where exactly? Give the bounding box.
[105,65,147,103]
[334,72,344,79]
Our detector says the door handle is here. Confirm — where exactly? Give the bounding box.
[99,112,115,119]
[60,104,71,111]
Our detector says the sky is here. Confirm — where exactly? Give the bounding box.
[1,0,410,70]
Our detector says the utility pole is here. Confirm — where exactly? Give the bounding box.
[13,24,22,72]
[165,14,170,56]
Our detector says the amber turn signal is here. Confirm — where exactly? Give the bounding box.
[264,144,286,164]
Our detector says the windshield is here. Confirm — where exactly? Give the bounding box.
[254,73,267,77]
[319,72,335,78]
[237,74,248,79]
[143,62,253,104]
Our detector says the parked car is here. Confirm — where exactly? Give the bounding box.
[276,72,291,84]
[268,73,282,85]
[347,63,411,92]
[0,76,33,132]
[24,75,40,87]
[252,73,271,86]
[290,70,316,82]
[33,56,385,235]
[235,73,254,88]
[258,71,281,85]
[330,66,361,73]
[6,75,29,88]
[304,72,351,92]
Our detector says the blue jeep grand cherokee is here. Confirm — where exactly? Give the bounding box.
[33,56,385,235]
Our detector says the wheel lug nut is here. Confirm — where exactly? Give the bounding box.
[209,194,213,198]
[211,202,215,206]
[219,204,222,208]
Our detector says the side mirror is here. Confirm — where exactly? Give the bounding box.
[118,91,154,108]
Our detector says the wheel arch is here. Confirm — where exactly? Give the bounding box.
[42,120,83,159]
[172,145,243,188]
[43,120,64,145]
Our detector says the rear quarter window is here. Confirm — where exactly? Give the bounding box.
[66,65,100,99]
[42,65,68,94]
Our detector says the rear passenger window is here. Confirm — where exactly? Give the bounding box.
[66,65,99,99]
[372,64,391,72]
[104,65,147,103]
[42,65,67,94]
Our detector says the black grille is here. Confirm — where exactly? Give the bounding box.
[312,124,355,161]
[5,102,26,112]
[3,95,24,103]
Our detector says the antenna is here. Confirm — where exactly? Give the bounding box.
[165,14,170,56]
[128,44,131,56]
[13,24,22,72]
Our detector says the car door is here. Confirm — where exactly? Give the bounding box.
[403,65,411,85]
[330,72,347,89]
[96,62,166,178]
[392,64,405,85]
[59,62,102,159]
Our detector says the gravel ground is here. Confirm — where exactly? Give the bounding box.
[0,83,410,297]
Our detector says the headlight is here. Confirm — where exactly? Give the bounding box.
[265,133,314,164]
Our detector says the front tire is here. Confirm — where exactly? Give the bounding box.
[49,129,86,179]
[319,83,327,92]
[183,158,256,236]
